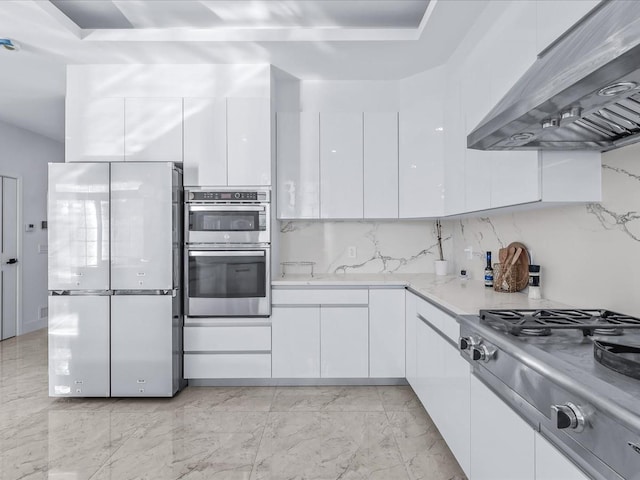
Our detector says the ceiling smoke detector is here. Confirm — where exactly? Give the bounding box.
[0,39,20,51]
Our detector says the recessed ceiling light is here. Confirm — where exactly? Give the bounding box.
[597,82,637,97]
[0,38,20,51]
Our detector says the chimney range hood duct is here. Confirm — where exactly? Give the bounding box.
[467,0,640,152]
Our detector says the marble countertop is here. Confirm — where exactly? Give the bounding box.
[273,273,570,315]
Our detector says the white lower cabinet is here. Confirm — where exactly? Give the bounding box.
[321,306,369,378]
[369,289,405,378]
[534,432,590,480]
[184,354,271,379]
[405,292,418,385]
[415,309,470,477]
[272,306,321,378]
[470,374,535,480]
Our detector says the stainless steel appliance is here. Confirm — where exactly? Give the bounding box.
[185,245,270,317]
[458,308,640,480]
[185,188,270,244]
[48,162,185,398]
[468,1,640,152]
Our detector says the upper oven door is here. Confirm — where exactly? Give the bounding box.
[186,204,269,244]
[186,248,271,317]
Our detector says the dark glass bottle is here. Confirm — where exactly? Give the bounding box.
[484,251,494,287]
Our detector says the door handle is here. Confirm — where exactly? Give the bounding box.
[5,258,17,265]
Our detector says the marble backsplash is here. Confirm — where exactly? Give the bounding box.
[449,142,640,317]
[278,220,452,276]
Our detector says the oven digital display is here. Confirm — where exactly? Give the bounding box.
[220,193,232,199]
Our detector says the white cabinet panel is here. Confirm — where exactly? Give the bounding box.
[364,112,398,218]
[184,325,271,352]
[534,432,590,480]
[111,295,174,397]
[184,353,271,379]
[536,1,600,54]
[125,98,183,162]
[66,97,124,163]
[48,163,110,291]
[398,108,444,218]
[491,154,541,208]
[272,306,321,378]
[320,113,363,219]
[272,288,368,306]
[227,97,271,186]
[277,112,320,219]
[321,307,368,378]
[405,292,418,386]
[183,98,227,186]
[470,375,535,480]
[369,289,405,378]
[443,70,466,216]
[48,296,110,397]
[110,163,174,290]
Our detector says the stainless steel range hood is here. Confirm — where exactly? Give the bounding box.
[467,0,640,152]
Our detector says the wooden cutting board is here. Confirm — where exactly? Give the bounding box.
[504,241,529,291]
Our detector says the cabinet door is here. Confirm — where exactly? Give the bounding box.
[470,375,535,480]
[491,154,541,208]
[183,98,227,186]
[227,97,271,186]
[125,98,183,162]
[276,112,320,219]
[272,306,320,378]
[364,112,398,218]
[66,97,124,162]
[111,295,174,397]
[415,314,443,415]
[369,289,405,378]
[110,162,173,290]
[321,306,368,378]
[405,292,418,386]
[320,113,363,219]
[534,432,590,480]
[48,295,110,397]
[48,163,110,291]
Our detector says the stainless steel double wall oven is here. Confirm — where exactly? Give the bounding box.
[185,188,271,317]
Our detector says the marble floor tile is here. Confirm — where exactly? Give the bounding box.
[0,329,467,480]
[271,386,384,412]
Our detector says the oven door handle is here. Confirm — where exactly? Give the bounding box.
[188,205,265,212]
[188,250,266,257]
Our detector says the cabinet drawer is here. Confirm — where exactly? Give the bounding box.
[272,288,368,306]
[184,354,271,379]
[416,296,460,343]
[184,326,271,352]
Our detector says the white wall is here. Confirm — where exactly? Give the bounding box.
[448,142,640,316]
[0,120,64,334]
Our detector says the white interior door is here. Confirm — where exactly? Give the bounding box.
[1,177,18,340]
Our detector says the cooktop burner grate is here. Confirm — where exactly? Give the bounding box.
[479,309,640,336]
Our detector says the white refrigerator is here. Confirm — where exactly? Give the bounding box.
[48,162,184,397]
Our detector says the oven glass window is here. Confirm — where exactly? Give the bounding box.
[189,211,259,232]
[189,253,266,298]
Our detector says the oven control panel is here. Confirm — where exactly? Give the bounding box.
[187,190,270,202]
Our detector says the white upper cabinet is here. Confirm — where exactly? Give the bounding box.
[110,162,173,290]
[124,98,183,162]
[66,97,125,163]
[227,97,271,186]
[536,0,601,54]
[369,289,405,378]
[183,98,227,186]
[399,68,445,218]
[277,112,320,219]
[364,112,399,218]
[320,113,364,219]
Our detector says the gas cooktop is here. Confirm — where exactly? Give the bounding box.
[479,308,640,337]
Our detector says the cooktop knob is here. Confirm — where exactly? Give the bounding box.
[471,345,496,362]
[551,403,586,432]
[459,337,471,350]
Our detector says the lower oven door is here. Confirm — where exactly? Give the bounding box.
[186,247,271,317]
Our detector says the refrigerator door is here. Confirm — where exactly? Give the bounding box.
[48,295,110,397]
[48,163,110,291]
[110,162,174,290]
[111,295,178,397]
